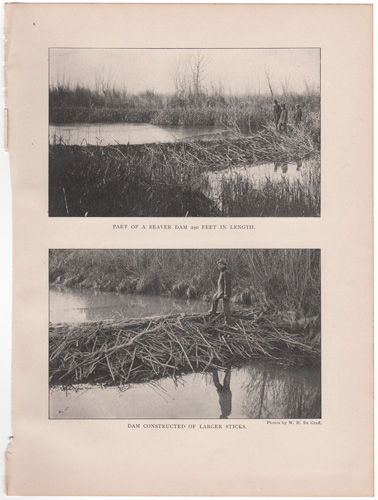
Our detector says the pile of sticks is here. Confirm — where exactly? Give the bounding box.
[139,125,317,171]
[49,308,320,387]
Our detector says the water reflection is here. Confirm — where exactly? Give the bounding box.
[50,285,208,324]
[49,123,231,146]
[240,363,321,419]
[274,160,303,173]
[213,369,232,419]
[207,161,305,200]
[50,287,320,419]
[50,361,320,419]
[274,161,288,173]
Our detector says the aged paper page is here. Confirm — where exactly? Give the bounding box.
[5,3,373,496]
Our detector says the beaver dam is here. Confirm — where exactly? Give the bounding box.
[49,126,320,217]
[49,308,320,387]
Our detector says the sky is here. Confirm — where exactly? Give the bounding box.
[49,48,320,96]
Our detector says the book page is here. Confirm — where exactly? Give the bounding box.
[5,4,373,496]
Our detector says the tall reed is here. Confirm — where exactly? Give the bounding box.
[49,129,320,217]
[50,84,320,133]
[50,249,321,318]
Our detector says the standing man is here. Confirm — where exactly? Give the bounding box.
[278,103,288,132]
[273,99,282,129]
[293,104,303,126]
[209,257,232,324]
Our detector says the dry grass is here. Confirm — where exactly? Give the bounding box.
[49,85,320,131]
[49,127,320,217]
[49,249,321,318]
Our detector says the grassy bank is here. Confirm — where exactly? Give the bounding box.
[50,86,320,132]
[50,249,321,319]
[49,308,320,387]
[49,128,320,217]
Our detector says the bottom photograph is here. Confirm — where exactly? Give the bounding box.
[49,249,321,419]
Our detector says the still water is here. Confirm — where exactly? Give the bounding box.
[50,285,208,324]
[49,122,232,146]
[49,122,308,190]
[207,161,303,198]
[50,286,321,419]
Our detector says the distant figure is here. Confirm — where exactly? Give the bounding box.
[273,100,282,129]
[293,104,303,126]
[213,369,232,419]
[278,104,288,133]
[209,258,232,325]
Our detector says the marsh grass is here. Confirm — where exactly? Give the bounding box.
[50,85,320,133]
[49,142,216,217]
[49,127,320,217]
[50,249,321,319]
[49,248,321,388]
[216,156,320,217]
[49,248,321,386]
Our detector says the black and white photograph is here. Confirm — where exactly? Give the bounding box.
[49,249,321,419]
[49,48,320,218]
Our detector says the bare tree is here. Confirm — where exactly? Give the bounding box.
[170,56,190,95]
[170,51,211,97]
[264,67,274,97]
[188,51,210,95]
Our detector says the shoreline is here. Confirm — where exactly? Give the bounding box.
[49,249,321,316]
[49,130,320,217]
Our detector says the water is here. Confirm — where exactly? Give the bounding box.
[50,285,208,324]
[49,286,321,419]
[49,122,310,203]
[207,162,303,199]
[49,122,232,146]
[50,363,321,419]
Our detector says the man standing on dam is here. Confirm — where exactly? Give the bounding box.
[209,258,232,325]
[293,104,303,127]
[273,100,282,129]
[278,103,288,132]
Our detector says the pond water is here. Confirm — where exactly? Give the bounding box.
[49,122,311,201]
[50,285,208,324]
[49,122,232,146]
[50,362,321,419]
[49,286,321,419]
[207,161,303,198]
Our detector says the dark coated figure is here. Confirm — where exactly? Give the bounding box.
[273,100,282,129]
[278,104,288,133]
[293,104,303,126]
[213,369,232,419]
[209,258,232,325]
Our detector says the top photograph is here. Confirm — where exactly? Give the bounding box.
[49,48,320,218]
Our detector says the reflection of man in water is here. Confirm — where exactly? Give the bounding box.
[213,369,232,419]
[209,258,232,324]
[274,161,288,174]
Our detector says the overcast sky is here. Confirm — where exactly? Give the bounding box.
[50,48,320,95]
